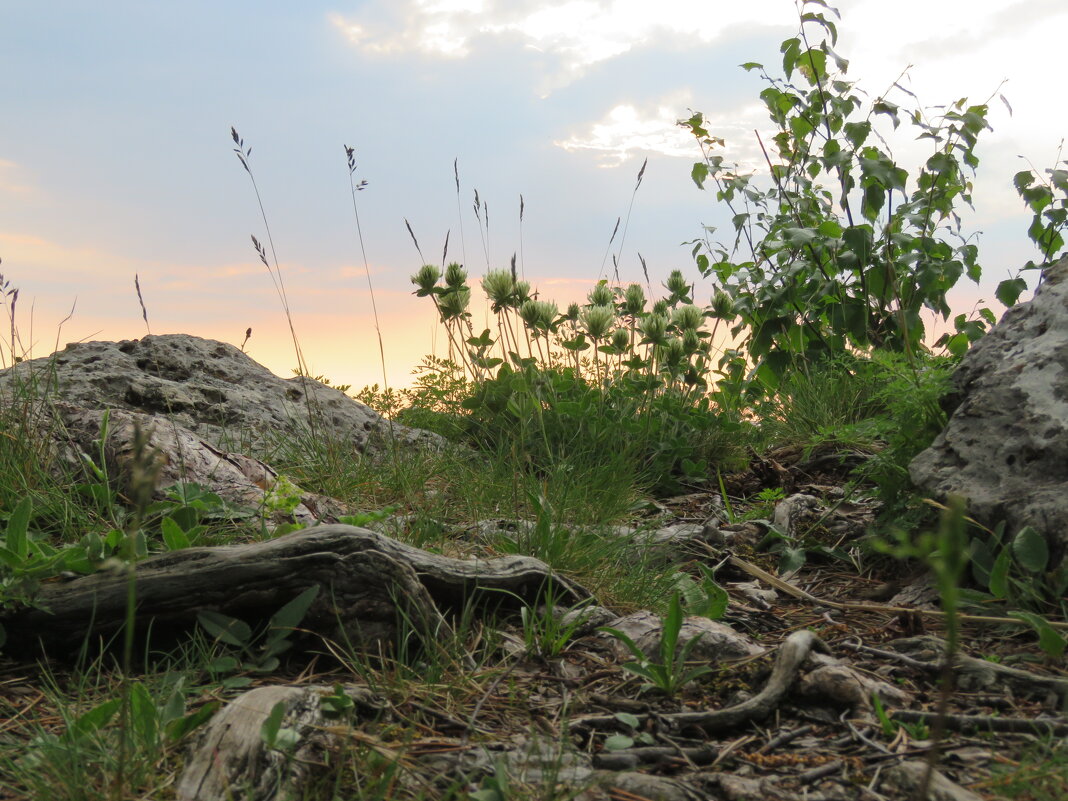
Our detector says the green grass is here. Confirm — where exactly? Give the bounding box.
[0,15,1057,788]
[982,737,1068,800]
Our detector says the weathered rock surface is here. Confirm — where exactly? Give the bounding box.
[910,257,1068,553]
[48,403,345,528]
[0,333,437,455]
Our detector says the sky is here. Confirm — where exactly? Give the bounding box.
[2,0,1066,390]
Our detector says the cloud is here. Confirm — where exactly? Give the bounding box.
[329,0,787,84]
[557,100,770,168]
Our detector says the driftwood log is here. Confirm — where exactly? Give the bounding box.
[2,524,590,655]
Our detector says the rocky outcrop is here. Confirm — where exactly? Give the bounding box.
[910,257,1068,553]
[0,334,436,455]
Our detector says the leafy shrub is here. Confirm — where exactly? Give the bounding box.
[681,0,1007,398]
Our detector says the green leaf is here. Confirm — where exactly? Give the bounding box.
[691,162,709,189]
[660,594,684,662]
[129,681,159,748]
[842,225,873,265]
[160,517,190,551]
[862,184,886,220]
[778,546,806,574]
[161,686,186,726]
[988,544,1011,599]
[1012,526,1048,573]
[1007,611,1067,658]
[598,627,646,662]
[270,584,320,633]
[995,277,1027,307]
[71,698,121,736]
[818,220,843,238]
[796,47,827,85]
[4,497,31,560]
[604,734,635,751]
[166,701,219,742]
[614,711,641,729]
[780,37,802,78]
[969,538,994,588]
[260,701,287,748]
[0,545,25,570]
[197,611,253,647]
[782,227,818,246]
[943,332,969,357]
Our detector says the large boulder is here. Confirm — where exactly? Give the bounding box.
[0,333,437,455]
[910,257,1068,552]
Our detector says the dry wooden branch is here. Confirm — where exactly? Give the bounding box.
[1,524,589,655]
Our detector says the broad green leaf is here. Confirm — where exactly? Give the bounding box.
[943,332,969,357]
[995,278,1027,307]
[270,584,320,633]
[780,37,801,78]
[1007,611,1067,658]
[969,539,994,588]
[161,517,190,551]
[1012,526,1048,573]
[71,698,121,736]
[796,47,827,85]
[197,611,252,647]
[614,712,641,728]
[691,162,709,189]
[782,227,818,246]
[861,184,885,220]
[818,220,843,238]
[604,734,635,751]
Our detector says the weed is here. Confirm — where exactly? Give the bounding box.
[600,593,715,695]
[196,584,320,688]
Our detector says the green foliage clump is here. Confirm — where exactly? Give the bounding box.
[680,0,1005,397]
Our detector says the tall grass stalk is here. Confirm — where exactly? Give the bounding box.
[345,145,391,400]
[230,127,317,432]
[609,158,647,284]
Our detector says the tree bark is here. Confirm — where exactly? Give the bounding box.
[2,524,589,655]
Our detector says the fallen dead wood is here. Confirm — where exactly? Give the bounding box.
[890,709,1068,736]
[728,554,1068,630]
[574,629,826,735]
[842,637,1068,700]
[1,524,589,655]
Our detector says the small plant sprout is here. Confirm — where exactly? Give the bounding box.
[600,593,715,695]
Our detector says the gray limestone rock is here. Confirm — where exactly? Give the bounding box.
[0,333,438,455]
[909,257,1068,554]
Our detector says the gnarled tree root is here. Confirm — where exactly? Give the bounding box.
[574,629,826,735]
[0,524,589,656]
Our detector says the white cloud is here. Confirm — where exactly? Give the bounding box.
[557,100,769,167]
[329,0,789,77]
